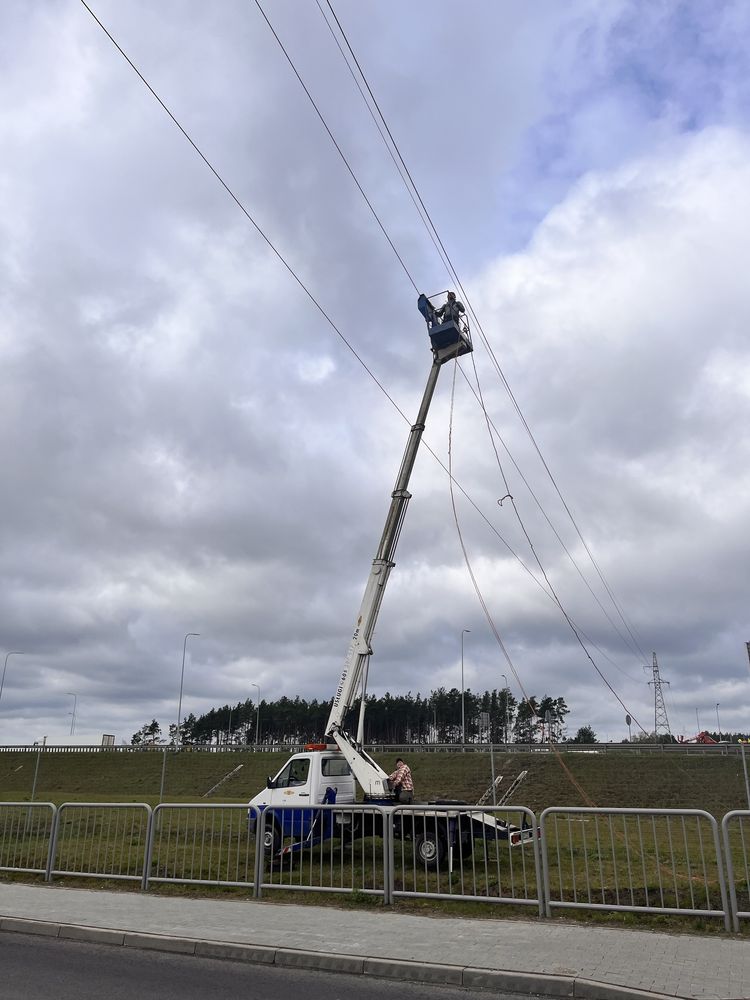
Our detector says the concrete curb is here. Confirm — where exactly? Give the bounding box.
[0,916,681,1000]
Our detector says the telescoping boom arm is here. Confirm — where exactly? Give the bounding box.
[324,295,472,797]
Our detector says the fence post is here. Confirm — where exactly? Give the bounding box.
[142,806,157,891]
[538,809,553,918]
[254,808,266,899]
[45,805,62,882]
[383,807,393,906]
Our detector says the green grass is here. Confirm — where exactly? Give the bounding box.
[2,748,747,935]
[0,748,747,815]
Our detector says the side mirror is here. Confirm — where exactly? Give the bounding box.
[266,776,276,789]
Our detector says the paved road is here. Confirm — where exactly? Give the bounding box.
[0,932,531,1000]
[5,883,750,998]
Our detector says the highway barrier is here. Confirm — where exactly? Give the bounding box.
[0,800,742,929]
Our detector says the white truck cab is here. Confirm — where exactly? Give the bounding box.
[251,748,356,810]
[248,746,358,851]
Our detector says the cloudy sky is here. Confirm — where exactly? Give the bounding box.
[1,0,748,746]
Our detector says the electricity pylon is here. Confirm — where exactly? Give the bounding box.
[646,652,672,740]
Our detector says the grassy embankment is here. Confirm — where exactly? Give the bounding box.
[0,747,745,815]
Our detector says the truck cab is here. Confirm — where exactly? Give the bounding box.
[248,747,356,851]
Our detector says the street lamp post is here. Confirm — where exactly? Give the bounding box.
[252,683,261,748]
[0,651,25,707]
[502,673,510,745]
[461,629,470,747]
[716,703,721,742]
[176,633,200,747]
[66,692,77,737]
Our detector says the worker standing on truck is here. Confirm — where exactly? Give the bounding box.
[389,757,414,804]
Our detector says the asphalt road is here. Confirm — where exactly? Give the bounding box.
[0,932,530,1000]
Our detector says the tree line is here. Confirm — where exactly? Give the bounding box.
[130,687,573,746]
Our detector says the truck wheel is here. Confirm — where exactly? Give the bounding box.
[263,821,281,855]
[414,831,447,869]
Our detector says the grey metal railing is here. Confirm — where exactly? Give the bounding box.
[146,803,259,891]
[0,802,56,876]
[540,807,730,930]
[389,804,542,912]
[721,810,750,931]
[48,802,152,885]
[0,741,742,755]
[257,803,389,901]
[0,800,742,930]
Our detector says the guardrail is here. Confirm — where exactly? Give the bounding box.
[721,810,750,931]
[257,803,389,901]
[147,803,259,891]
[389,804,542,912]
[0,802,56,876]
[0,800,743,928]
[541,807,730,931]
[0,742,742,755]
[48,803,152,886]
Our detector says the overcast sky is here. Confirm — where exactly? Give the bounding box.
[1,0,748,747]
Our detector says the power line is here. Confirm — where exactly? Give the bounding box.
[81,0,647,717]
[467,352,647,729]
[75,0,563,623]
[252,0,647,675]
[253,0,418,293]
[458,366,644,668]
[319,0,649,663]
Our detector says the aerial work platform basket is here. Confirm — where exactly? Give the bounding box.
[417,291,473,364]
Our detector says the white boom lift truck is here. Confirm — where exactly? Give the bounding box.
[249,294,534,867]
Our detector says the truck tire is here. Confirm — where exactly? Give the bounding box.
[414,831,447,869]
[263,820,281,855]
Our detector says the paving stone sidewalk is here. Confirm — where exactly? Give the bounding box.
[0,883,748,999]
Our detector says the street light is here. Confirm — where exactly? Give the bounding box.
[461,629,470,746]
[176,633,200,747]
[502,672,510,744]
[0,651,24,707]
[716,703,722,742]
[66,692,77,737]
[252,683,261,748]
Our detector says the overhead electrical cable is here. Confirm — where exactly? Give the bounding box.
[253,0,647,678]
[252,0,418,294]
[262,0,647,673]
[76,0,569,620]
[468,353,648,730]
[458,365,644,672]
[319,0,649,665]
[445,358,598,803]
[314,0,456,279]
[83,1,649,742]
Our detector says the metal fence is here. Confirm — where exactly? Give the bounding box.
[0,800,745,928]
[257,803,389,900]
[49,803,152,886]
[0,802,56,876]
[389,804,542,912]
[541,807,730,931]
[147,804,259,890]
[722,810,750,931]
[0,742,743,755]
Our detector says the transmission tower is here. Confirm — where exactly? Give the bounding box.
[646,651,672,739]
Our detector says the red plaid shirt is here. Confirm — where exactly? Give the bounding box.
[389,761,413,792]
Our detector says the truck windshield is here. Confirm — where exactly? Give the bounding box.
[274,758,311,788]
